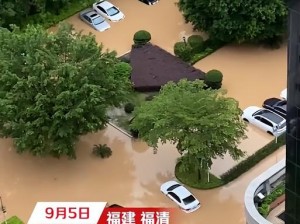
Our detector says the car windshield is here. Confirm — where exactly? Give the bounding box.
[92,17,105,25]
[182,195,196,205]
[166,184,181,191]
[107,7,119,16]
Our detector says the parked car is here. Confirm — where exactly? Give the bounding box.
[160,181,200,213]
[280,88,287,100]
[93,1,125,22]
[79,8,110,31]
[262,98,287,118]
[242,106,286,136]
[140,0,159,5]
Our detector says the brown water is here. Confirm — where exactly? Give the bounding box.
[2,0,288,223]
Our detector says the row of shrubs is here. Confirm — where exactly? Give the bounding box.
[220,134,286,183]
[174,35,225,64]
[258,182,285,217]
[21,0,95,28]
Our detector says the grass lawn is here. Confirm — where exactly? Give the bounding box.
[1,216,24,224]
[175,162,224,189]
[107,91,158,132]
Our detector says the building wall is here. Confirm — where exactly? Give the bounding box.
[286,1,300,223]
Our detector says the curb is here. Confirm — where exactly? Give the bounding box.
[108,122,133,138]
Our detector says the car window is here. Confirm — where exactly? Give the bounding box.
[275,107,286,114]
[254,116,261,121]
[260,118,273,127]
[166,184,181,191]
[168,192,181,203]
[92,17,105,25]
[83,15,90,23]
[97,6,106,14]
[182,195,196,205]
[107,7,119,16]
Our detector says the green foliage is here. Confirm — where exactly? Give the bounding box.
[204,70,223,89]
[220,134,286,183]
[187,35,204,54]
[130,129,139,138]
[1,216,24,224]
[173,42,193,62]
[0,0,95,28]
[124,102,135,114]
[258,183,285,217]
[130,79,247,178]
[92,144,112,158]
[175,162,224,189]
[0,23,131,158]
[177,0,288,43]
[133,30,151,45]
[145,95,155,101]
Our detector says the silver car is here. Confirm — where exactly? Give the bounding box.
[79,8,110,32]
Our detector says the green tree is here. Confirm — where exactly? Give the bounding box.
[0,23,132,158]
[130,79,247,180]
[177,0,288,43]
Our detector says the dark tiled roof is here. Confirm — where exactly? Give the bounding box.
[130,44,205,92]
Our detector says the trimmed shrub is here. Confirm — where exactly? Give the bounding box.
[187,35,204,54]
[2,216,24,224]
[220,134,286,183]
[173,42,193,62]
[92,144,112,158]
[204,69,223,89]
[133,30,151,45]
[124,103,135,114]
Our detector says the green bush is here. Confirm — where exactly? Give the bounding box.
[204,70,223,89]
[175,162,224,189]
[124,102,135,114]
[130,129,139,138]
[22,0,95,28]
[173,42,193,62]
[1,216,24,224]
[92,144,112,158]
[133,30,151,45]
[145,95,155,101]
[187,35,204,54]
[220,134,286,183]
[258,183,285,217]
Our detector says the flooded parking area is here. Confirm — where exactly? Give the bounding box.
[1,0,288,223]
[0,125,286,223]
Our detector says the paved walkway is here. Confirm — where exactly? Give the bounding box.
[267,202,285,224]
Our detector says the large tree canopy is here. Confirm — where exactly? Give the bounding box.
[130,80,247,175]
[0,0,75,27]
[0,23,132,158]
[177,0,288,43]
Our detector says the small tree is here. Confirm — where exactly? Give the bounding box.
[130,79,247,181]
[187,35,204,53]
[204,69,223,89]
[92,144,112,158]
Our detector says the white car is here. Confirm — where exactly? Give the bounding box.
[160,181,200,213]
[93,1,125,22]
[242,106,286,137]
[280,88,287,100]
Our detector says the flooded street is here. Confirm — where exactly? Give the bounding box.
[0,125,286,223]
[1,0,288,223]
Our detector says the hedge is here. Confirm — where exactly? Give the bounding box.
[258,182,285,217]
[22,0,95,28]
[1,216,24,224]
[220,134,286,183]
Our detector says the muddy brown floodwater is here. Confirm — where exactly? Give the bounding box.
[2,0,288,223]
[0,125,286,223]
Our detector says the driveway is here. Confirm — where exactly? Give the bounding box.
[0,125,286,223]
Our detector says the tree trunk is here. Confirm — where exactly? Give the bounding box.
[197,168,201,180]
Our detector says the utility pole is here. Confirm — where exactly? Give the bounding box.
[0,197,7,224]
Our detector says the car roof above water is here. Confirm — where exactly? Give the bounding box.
[261,110,284,124]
